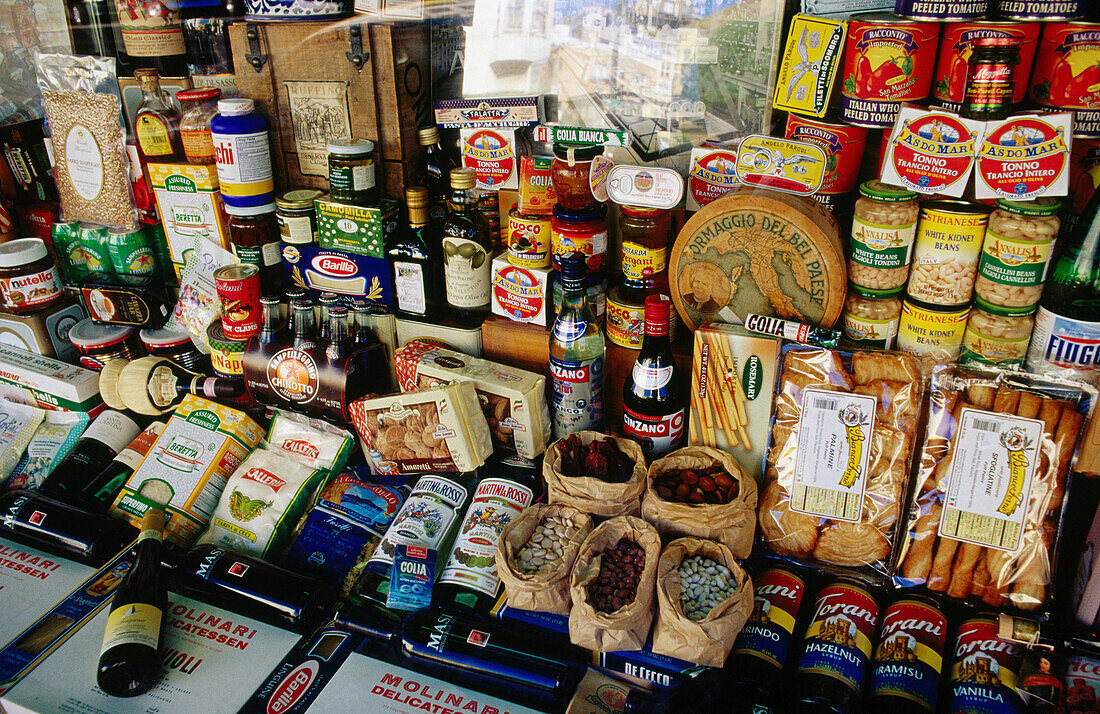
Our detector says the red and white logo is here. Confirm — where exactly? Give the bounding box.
[279,439,320,460]
[466,630,490,647]
[976,116,1069,200]
[28,510,46,526]
[243,468,287,493]
[228,561,250,577]
[265,660,320,714]
[312,255,357,278]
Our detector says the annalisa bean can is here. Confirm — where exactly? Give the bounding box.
[933,21,1040,112]
[784,115,868,212]
[1029,22,1100,138]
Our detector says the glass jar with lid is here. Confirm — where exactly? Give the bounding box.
[974,197,1060,314]
[619,205,671,282]
[960,305,1035,367]
[226,202,282,295]
[276,189,325,246]
[328,138,377,206]
[551,204,608,275]
[176,86,221,165]
[841,284,903,349]
[848,181,920,292]
[551,143,604,211]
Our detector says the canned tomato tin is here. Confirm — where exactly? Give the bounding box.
[1071,137,1100,211]
[784,115,868,211]
[995,0,1087,20]
[841,13,940,128]
[907,200,990,307]
[895,0,987,22]
[507,209,551,268]
[869,597,947,711]
[934,21,1039,112]
[213,263,262,339]
[1030,22,1100,138]
[898,298,970,372]
[206,321,247,377]
[945,618,1023,714]
[551,204,608,275]
[70,318,142,371]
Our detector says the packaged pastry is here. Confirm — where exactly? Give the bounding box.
[759,346,920,575]
[896,366,1093,612]
[349,382,492,475]
[543,431,647,518]
[394,340,551,459]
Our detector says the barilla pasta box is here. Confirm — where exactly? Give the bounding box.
[111,394,263,547]
[147,162,230,280]
[281,243,392,310]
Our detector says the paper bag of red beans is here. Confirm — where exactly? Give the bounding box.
[651,537,753,667]
[544,432,648,518]
[569,515,661,652]
[495,503,593,615]
[641,446,758,559]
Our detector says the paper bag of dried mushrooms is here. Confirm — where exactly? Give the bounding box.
[651,536,753,667]
[759,346,921,576]
[544,432,647,518]
[569,515,661,652]
[896,366,1093,613]
[641,446,758,559]
[495,503,593,615]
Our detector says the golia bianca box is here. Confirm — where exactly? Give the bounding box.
[490,255,551,327]
[281,244,393,310]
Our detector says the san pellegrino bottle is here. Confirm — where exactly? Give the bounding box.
[97,508,167,698]
[550,252,605,438]
[441,168,492,325]
[622,294,688,459]
[38,411,142,502]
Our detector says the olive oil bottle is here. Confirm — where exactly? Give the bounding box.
[441,168,492,326]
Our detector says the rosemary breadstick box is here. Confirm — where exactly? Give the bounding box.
[688,324,778,484]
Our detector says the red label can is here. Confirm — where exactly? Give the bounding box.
[946,618,1024,714]
[870,598,947,710]
[841,13,940,128]
[894,0,988,22]
[785,115,868,211]
[1029,21,1100,138]
[933,21,1040,111]
[994,0,1088,20]
[1072,137,1100,211]
[214,263,262,339]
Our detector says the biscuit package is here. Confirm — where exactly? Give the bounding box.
[896,366,1094,613]
[758,346,921,576]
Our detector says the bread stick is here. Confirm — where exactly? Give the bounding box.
[927,537,958,592]
[970,551,991,599]
[947,543,983,599]
[902,500,942,581]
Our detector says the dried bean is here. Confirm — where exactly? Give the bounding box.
[587,538,645,613]
[677,555,737,621]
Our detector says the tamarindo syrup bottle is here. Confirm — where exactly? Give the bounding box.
[622,294,687,459]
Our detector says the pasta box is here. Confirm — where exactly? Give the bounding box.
[315,196,399,257]
[0,344,102,413]
[282,243,392,310]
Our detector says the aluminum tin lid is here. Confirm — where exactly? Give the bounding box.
[225,202,277,216]
[972,294,1040,318]
[418,126,440,145]
[921,198,992,216]
[994,197,1062,217]
[70,318,135,348]
[859,180,917,203]
[213,264,260,281]
[217,98,255,116]
[620,205,666,217]
[206,321,248,351]
[176,87,221,102]
[0,238,47,267]
[277,189,326,210]
[552,142,604,160]
[140,328,194,349]
[552,203,609,223]
[848,283,904,300]
[327,138,374,155]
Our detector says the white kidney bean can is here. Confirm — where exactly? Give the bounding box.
[898,298,971,375]
[906,200,990,308]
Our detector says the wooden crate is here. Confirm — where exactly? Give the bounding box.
[228,20,431,199]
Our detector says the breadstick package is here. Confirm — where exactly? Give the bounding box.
[896,366,1094,613]
[758,345,921,576]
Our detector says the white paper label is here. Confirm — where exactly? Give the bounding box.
[394,261,426,314]
[791,388,876,522]
[84,411,141,455]
[939,408,1043,551]
[64,124,105,201]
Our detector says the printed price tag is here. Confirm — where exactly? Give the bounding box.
[792,388,876,522]
[939,408,1043,551]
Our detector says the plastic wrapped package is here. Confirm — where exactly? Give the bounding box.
[895,366,1094,612]
[759,346,921,576]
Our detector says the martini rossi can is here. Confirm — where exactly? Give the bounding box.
[933,21,1040,112]
[994,0,1087,20]
[895,0,987,22]
[945,618,1024,714]
[784,115,867,212]
[1029,21,1100,138]
[214,263,262,339]
[841,13,940,128]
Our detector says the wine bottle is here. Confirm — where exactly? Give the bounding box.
[80,421,167,512]
[0,490,137,565]
[622,294,688,459]
[117,356,245,415]
[97,508,167,698]
[416,126,457,223]
[389,186,445,321]
[37,411,141,503]
[441,168,492,325]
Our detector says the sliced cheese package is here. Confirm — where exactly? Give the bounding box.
[0,400,45,485]
[198,447,330,559]
[394,340,551,459]
[349,382,492,475]
[265,410,354,473]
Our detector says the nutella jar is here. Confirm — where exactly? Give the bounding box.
[0,238,64,314]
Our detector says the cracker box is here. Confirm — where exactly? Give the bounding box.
[147,162,230,279]
[111,394,264,547]
[0,344,102,413]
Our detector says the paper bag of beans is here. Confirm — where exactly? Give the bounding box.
[569,515,661,652]
[544,432,647,518]
[651,537,753,667]
[496,504,593,615]
[641,446,758,559]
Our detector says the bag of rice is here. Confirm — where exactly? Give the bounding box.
[0,400,45,486]
[198,447,331,559]
[7,411,91,491]
[265,410,354,472]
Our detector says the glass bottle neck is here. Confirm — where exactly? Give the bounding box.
[448,187,477,213]
[559,278,592,320]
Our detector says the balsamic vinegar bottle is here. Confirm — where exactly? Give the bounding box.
[622,294,688,459]
[37,411,142,503]
[97,508,167,698]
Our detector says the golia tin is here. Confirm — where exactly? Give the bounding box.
[213,263,262,339]
[933,21,1039,112]
[895,0,987,22]
[1029,21,1100,138]
[841,13,940,128]
[995,0,1087,20]
[784,115,868,211]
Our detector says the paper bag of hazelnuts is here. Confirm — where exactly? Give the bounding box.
[495,504,594,615]
[651,537,753,667]
[543,432,648,518]
[568,515,661,652]
[641,446,758,559]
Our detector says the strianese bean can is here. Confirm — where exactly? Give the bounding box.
[213,263,262,339]
[868,597,947,711]
[907,200,990,308]
[898,299,971,373]
[840,14,940,128]
[994,0,1087,20]
[784,115,868,213]
[895,0,987,22]
[944,617,1024,714]
[933,21,1040,113]
[1029,21,1100,138]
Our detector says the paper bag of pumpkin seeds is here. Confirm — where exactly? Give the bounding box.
[496,503,593,614]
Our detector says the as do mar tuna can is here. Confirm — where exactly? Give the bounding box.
[995,0,1087,20]
[784,115,867,212]
[895,0,987,22]
[907,200,990,308]
[898,298,970,374]
[1030,22,1100,138]
[933,21,1040,112]
[841,13,940,128]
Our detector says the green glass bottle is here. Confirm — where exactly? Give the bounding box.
[441,168,492,326]
[549,252,605,438]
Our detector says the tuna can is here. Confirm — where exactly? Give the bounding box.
[784,115,868,212]
[70,319,142,371]
[897,298,970,373]
[840,13,940,128]
[933,21,1039,112]
[507,209,551,268]
[994,0,1087,20]
[960,306,1034,367]
[213,263,262,339]
[1029,21,1100,138]
[206,321,247,378]
[140,328,205,371]
[907,200,990,308]
[895,0,987,22]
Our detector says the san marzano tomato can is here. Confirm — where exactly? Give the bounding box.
[994,0,1087,20]
[214,263,262,339]
[894,0,987,22]
[841,13,940,128]
[1029,21,1100,138]
[933,21,1039,112]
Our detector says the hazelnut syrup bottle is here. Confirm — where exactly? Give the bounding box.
[622,294,687,459]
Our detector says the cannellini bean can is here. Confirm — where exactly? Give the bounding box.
[907,200,990,308]
[897,299,970,370]
[960,306,1034,367]
[974,197,1060,314]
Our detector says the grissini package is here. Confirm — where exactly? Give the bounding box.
[896,366,1093,613]
[569,515,661,652]
[543,431,647,518]
[758,346,920,576]
[651,537,753,667]
[495,503,593,615]
[641,446,758,559]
